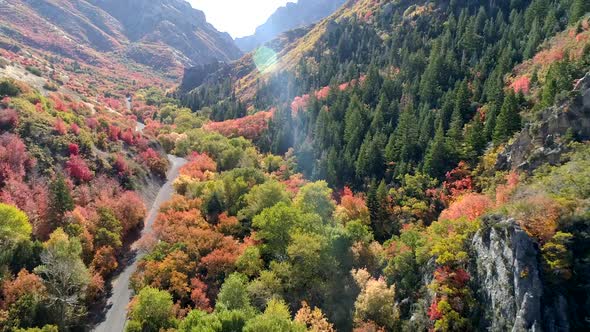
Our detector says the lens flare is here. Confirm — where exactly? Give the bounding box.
[253,46,278,74]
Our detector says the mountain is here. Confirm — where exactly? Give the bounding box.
[0,0,241,72]
[234,0,347,53]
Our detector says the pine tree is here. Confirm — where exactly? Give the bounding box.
[344,95,368,175]
[541,69,558,108]
[483,105,496,140]
[463,117,486,163]
[524,18,542,59]
[570,0,590,23]
[370,94,387,135]
[385,104,419,164]
[493,91,521,144]
[454,80,471,122]
[424,124,448,179]
[446,108,464,163]
[49,173,74,227]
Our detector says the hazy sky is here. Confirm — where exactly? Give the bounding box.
[189,0,296,38]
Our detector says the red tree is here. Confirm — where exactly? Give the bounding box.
[54,119,67,135]
[0,133,35,185]
[66,155,93,182]
[68,143,80,156]
[190,277,212,312]
[0,108,19,129]
[439,193,492,221]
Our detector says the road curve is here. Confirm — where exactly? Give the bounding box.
[94,154,187,332]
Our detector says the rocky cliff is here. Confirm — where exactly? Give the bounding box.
[470,215,571,332]
[471,216,544,331]
[497,72,590,172]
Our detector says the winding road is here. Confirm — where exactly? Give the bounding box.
[94,154,186,332]
[94,118,186,331]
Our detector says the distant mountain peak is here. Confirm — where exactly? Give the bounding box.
[235,0,346,53]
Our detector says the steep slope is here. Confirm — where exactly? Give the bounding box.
[89,0,242,64]
[0,0,241,72]
[235,0,347,53]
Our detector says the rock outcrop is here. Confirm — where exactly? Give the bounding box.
[497,72,590,172]
[470,215,574,332]
[471,215,544,332]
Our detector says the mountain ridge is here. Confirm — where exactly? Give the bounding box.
[0,0,242,72]
[235,0,347,53]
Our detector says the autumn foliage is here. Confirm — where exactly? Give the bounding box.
[179,152,217,181]
[204,111,273,140]
[66,155,94,182]
[439,193,493,222]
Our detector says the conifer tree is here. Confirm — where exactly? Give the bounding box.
[570,0,590,23]
[524,18,542,59]
[493,91,521,144]
[463,117,486,163]
[48,173,74,228]
[424,124,448,179]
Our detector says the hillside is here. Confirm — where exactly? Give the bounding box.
[0,0,241,72]
[235,0,347,53]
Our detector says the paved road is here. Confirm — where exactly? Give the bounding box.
[93,154,187,332]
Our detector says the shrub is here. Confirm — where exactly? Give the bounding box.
[0,79,21,97]
[26,66,42,76]
[43,81,59,91]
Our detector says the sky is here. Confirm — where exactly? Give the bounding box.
[189,0,296,39]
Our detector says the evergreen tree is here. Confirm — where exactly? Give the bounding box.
[424,124,448,179]
[570,0,590,23]
[524,18,542,59]
[454,80,471,122]
[493,91,521,144]
[385,104,419,164]
[484,105,498,141]
[48,173,74,227]
[463,117,486,163]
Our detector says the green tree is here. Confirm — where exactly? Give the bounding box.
[178,310,222,332]
[94,208,123,249]
[238,180,291,221]
[343,95,369,174]
[243,299,306,332]
[253,203,318,258]
[48,174,74,227]
[127,287,176,332]
[0,203,31,264]
[463,117,486,163]
[216,273,254,313]
[236,246,264,277]
[247,270,283,311]
[294,181,335,222]
[34,229,90,330]
[493,91,521,144]
[424,125,449,178]
[524,18,542,59]
[570,0,590,23]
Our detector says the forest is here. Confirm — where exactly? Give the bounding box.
[1,0,590,331]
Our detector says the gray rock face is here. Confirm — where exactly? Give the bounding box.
[471,215,543,332]
[496,72,590,172]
